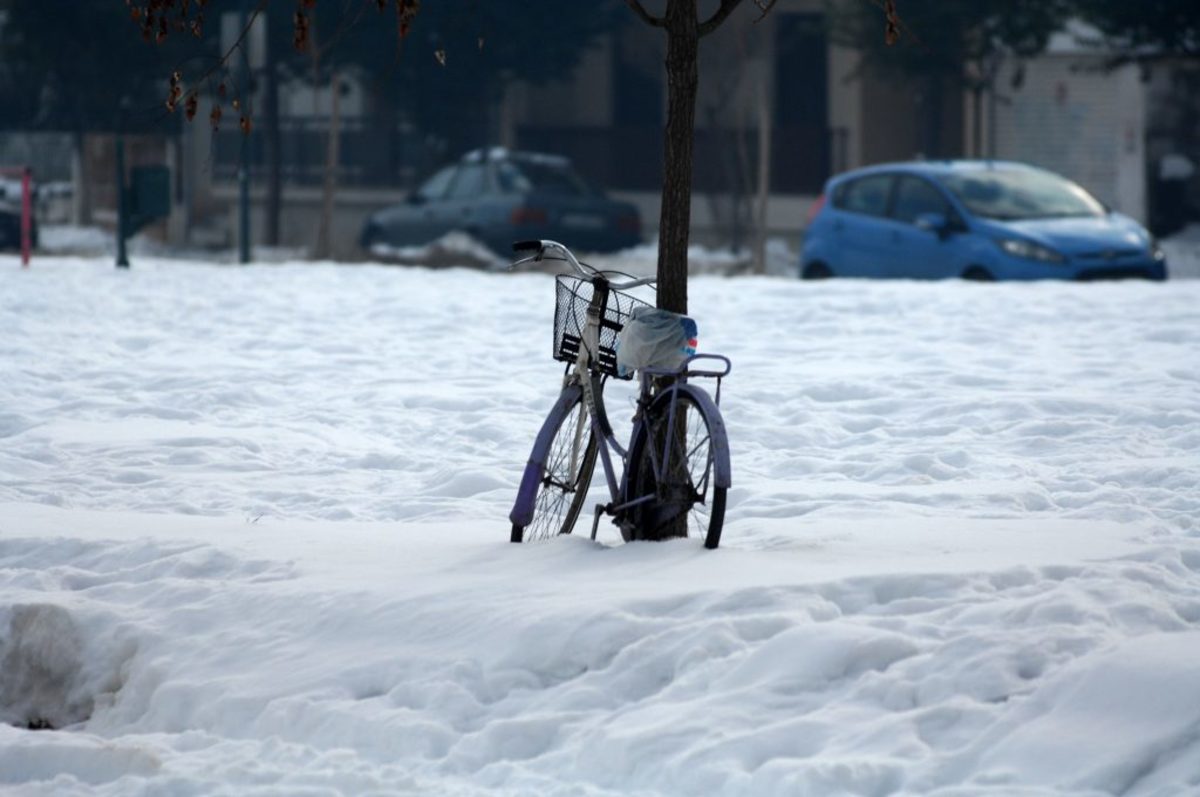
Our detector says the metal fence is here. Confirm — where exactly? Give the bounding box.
[0,132,74,182]
[213,118,434,189]
[516,124,832,196]
[211,119,835,195]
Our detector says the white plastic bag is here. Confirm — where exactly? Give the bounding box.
[615,307,698,378]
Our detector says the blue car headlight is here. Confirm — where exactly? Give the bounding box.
[995,237,1066,264]
[1150,238,1166,262]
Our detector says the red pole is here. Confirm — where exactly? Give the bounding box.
[20,167,32,267]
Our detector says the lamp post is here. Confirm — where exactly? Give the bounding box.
[237,0,252,264]
[116,97,131,269]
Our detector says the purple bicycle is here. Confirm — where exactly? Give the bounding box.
[508,239,731,549]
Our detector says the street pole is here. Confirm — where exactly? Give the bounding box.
[238,0,252,264]
[116,136,130,269]
[19,167,32,267]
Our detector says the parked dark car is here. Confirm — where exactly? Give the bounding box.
[801,160,1168,281]
[0,206,37,252]
[360,148,642,256]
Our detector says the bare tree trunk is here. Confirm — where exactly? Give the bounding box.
[920,74,945,158]
[629,0,753,542]
[971,84,983,158]
[264,28,282,247]
[730,111,753,258]
[657,0,700,316]
[753,78,771,274]
[703,105,739,252]
[315,72,341,261]
[72,131,92,226]
[725,119,752,254]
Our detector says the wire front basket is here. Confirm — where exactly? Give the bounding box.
[553,274,651,379]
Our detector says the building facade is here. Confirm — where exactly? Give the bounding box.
[184,5,1175,259]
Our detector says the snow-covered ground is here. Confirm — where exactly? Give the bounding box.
[1161,223,1200,280]
[1,253,1199,796]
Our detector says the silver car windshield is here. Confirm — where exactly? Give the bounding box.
[938,169,1106,221]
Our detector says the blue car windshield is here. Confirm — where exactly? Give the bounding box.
[938,169,1106,221]
[497,159,598,197]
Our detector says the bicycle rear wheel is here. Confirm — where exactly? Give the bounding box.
[627,391,726,549]
[511,393,598,543]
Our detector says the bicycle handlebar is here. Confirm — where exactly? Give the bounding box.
[511,239,656,291]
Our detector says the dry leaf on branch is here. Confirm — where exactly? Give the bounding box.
[131,0,424,136]
[884,0,900,46]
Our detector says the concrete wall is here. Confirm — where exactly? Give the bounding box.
[205,184,813,261]
[212,185,407,260]
[994,57,1147,223]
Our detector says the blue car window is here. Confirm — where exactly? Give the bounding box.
[835,175,893,217]
[939,168,1106,221]
[892,176,949,224]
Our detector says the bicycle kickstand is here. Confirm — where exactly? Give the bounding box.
[590,504,607,541]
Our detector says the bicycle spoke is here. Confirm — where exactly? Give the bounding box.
[687,441,714,495]
[519,394,597,543]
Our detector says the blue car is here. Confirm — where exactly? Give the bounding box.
[801,161,1168,281]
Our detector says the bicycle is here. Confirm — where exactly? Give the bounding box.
[507,239,731,549]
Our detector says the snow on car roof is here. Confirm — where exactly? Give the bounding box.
[462,147,571,167]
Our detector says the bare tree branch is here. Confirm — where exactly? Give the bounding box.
[751,0,780,26]
[699,0,749,38]
[625,0,665,28]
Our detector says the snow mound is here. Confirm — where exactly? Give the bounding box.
[0,603,133,731]
[1162,223,1200,279]
[368,231,506,269]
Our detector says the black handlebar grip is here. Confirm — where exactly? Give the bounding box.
[512,240,542,253]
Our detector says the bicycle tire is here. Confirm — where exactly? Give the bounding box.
[626,391,727,549]
[511,393,598,543]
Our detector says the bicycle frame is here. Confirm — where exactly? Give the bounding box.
[508,269,732,538]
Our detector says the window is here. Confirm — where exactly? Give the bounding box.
[495,161,530,194]
[892,176,949,224]
[448,164,487,199]
[506,158,594,197]
[835,175,893,217]
[416,166,456,202]
[939,168,1106,221]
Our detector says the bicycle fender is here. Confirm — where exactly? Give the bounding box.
[509,384,584,528]
[659,383,732,490]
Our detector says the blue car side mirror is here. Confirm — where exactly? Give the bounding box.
[915,212,950,236]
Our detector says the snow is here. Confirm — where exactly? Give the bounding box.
[37,226,114,255]
[1159,155,1196,182]
[1162,224,1200,280]
[1,252,1199,796]
[369,231,507,269]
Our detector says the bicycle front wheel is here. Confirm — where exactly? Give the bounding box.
[511,393,598,543]
[627,391,726,549]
